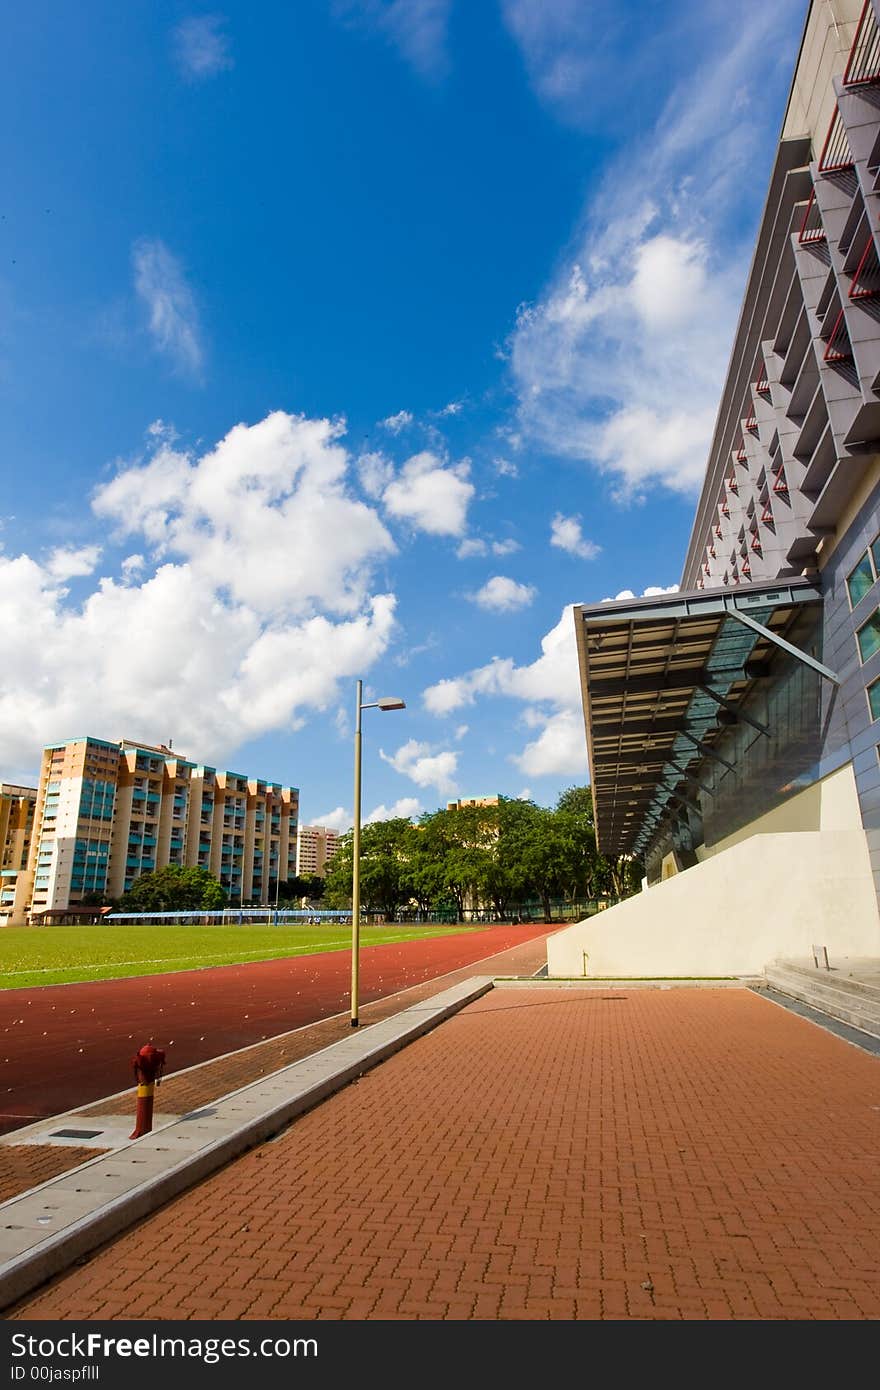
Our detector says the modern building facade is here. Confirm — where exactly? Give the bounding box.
[295,825,341,879]
[7,738,298,924]
[0,783,37,922]
[550,0,880,977]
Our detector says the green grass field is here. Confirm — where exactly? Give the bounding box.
[0,923,477,990]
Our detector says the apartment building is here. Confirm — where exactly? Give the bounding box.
[551,0,880,978]
[0,783,37,922]
[446,796,500,812]
[295,824,341,879]
[8,737,298,924]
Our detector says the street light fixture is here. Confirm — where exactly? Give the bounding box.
[351,678,406,1027]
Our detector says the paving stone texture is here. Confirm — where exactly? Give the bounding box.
[9,985,880,1321]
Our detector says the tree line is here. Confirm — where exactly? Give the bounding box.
[321,786,642,920]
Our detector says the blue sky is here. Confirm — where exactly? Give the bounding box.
[0,0,806,829]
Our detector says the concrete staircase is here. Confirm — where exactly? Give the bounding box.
[762,958,880,1041]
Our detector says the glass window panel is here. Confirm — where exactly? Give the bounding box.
[869,679,880,722]
[870,537,880,577]
[857,609,880,663]
[847,552,875,607]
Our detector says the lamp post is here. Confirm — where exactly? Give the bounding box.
[351,679,405,1027]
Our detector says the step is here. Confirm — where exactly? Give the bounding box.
[763,966,880,1040]
[772,959,880,1004]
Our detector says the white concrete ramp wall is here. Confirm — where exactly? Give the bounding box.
[546,830,880,978]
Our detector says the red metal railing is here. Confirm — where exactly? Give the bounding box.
[736,440,748,463]
[726,474,738,493]
[844,0,880,86]
[823,307,853,361]
[754,371,770,395]
[761,504,775,525]
[751,534,763,552]
[721,499,730,517]
[714,522,722,538]
[741,558,751,576]
[745,412,758,434]
[772,467,789,494]
[798,189,826,243]
[849,233,880,298]
[818,106,854,173]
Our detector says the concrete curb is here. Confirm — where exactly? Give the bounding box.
[0,975,493,1312]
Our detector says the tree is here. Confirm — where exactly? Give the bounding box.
[120,865,227,912]
[322,819,413,917]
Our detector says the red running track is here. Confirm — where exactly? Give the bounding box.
[0,923,551,1135]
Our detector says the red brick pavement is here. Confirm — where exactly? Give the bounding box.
[9,986,880,1320]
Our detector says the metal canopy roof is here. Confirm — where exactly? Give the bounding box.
[573,579,825,860]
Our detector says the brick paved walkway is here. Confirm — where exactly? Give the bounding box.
[0,935,550,1204]
[10,985,880,1320]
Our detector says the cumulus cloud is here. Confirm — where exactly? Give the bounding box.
[313,806,352,834]
[422,605,588,779]
[380,738,458,795]
[365,796,423,823]
[468,575,535,612]
[93,411,395,617]
[549,513,600,560]
[381,409,414,434]
[132,239,204,378]
[357,450,395,499]
[493,457,519,478]
[601,583,680,602]
[172,15,234,80]
[0,412,400,776]
[45,545,102,581]
[382,451,474,536]
[456,538,487,559]
[456,536,520,560]
[506,2,804,499]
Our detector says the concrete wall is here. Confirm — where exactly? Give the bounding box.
[547,819,880,980]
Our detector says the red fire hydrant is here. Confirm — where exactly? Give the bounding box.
[129,1043,166,1139]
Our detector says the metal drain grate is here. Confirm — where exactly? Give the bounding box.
[50,1128,104,1140]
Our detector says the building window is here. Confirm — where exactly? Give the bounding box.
[869,678,880,722]
[847,551,876,607]
[857,609,880,663]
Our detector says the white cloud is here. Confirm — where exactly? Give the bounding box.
[365,796,422,823]
[381,409,414,434]
[45,545,102,581]
[313,806,352,834]
[93,411,395,617]
[132,239,204,378]
[357,450,395,499]
[456,538,487,559]
[0,412,401,776]
[382,451,474,536]
[549,513,600,560]
[438,399,463,416]
[422,605,588,779]
[457,536,519,559]
[506,2,804,500]
[424,606,580,714]
[121,554,145,580]
[334,1,452,80]
[173,15,233,81]
[468,575,535,612]
[380,738,458,795]
[513,709,586,778]
[493,457,518,478]
[454,724,468,740]
[601,583,680,602]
